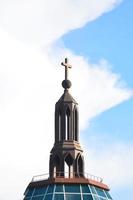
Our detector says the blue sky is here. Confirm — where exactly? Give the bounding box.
[62,0,133,199]
[62,0,133,143]
[63,0,133,86]
[0,1,132,200]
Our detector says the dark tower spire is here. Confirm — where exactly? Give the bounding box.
[49,58,84,178]
[23,58,113,200]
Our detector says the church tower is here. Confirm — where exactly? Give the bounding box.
[49,58,84,179]
[23,58,113,200]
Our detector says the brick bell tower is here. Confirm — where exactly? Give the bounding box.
[23,58,113,200]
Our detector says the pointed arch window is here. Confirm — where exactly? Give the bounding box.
[78,155,84,177]
[75,154,84,177]
[65,107,70,140]
[53,154,61,177]
[75,108,78,141]
[58,108,61,141]
[64,153,73,178]
[73,107,78,141]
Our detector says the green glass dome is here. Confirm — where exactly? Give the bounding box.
[24,184,113,200]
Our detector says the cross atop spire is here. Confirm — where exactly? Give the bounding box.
[61,58,72,80]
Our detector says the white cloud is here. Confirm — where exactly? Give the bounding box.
[0,0,122,46]
[84,139,133,188]
[0,0,131,200]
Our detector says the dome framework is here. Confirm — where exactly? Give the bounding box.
[24,183,112,200]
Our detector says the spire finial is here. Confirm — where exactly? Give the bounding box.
[61,58,72,90]
[61,58,72,80]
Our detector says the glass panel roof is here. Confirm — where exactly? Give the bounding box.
[54,194,64,200]
[83,194,93,200]
[65,184,80,193]
[95,187,106,198]
[66,194,81,200]
[24,184,113,200]
[47,185,54,194]
[104,190,113,199]
[55,185,63,193]
[81,185,91,194]
[34,187,47,196]
[45,194,53,200]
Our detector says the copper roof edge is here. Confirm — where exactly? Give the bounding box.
[28,177,109,191]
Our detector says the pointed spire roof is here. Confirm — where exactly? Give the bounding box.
[58,90,77,104]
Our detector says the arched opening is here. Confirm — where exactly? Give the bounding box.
[53,154,61,177]
[65,107,70,140]
[75,108,78,141]
[64,153,73,178]
[55,106,62,142]
[78,155,84,177]
[75,154,84,177]
[58,109,61,141]
[65,162,69,178]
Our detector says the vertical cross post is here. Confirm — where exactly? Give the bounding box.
[61,58,72,80]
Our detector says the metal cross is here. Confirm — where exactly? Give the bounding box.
[61,58,72,80]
